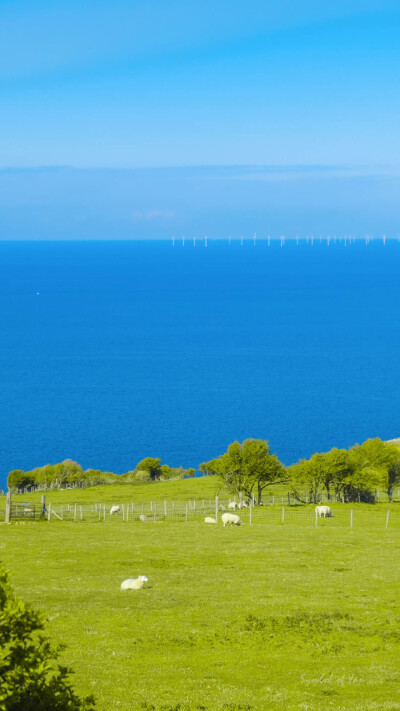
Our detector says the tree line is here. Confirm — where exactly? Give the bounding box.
[7,437,400,502]
[7,457,196,493]
[200,437,400,504]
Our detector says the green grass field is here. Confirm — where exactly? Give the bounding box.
[1,480,400,710]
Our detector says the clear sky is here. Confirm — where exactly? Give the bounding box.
[1,0,399,237]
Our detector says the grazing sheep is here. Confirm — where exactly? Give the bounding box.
[221,512,241,527]
[110,505,120,515]
[229,501,249,511]
[315,505,333,518]
[139,514,150,521]
[121,575,148,591]
[204,516,217,524]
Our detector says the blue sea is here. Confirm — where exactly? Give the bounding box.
[1,239,400,488]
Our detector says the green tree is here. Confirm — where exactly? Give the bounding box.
[350,439,400,502]
[53,460,83,489]
[134,457,162,480]
[0,566,95,711]
[7,470,35,493]
[201,439,287,504]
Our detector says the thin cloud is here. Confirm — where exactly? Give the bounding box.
[131,208,175,221]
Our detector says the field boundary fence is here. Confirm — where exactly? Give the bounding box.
[40,498,400,531]
[2,492,400,530]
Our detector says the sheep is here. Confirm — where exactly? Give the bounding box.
[315,505,333,518]
[139,514,150,521]
[221,512,241,527]
[110,505,120,515]
[204,516,217,524]
[121,575,148,591]
[228,501,238,511]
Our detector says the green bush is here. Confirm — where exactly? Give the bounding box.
[0,566,95,711]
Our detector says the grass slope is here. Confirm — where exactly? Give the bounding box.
[1,514,400,711]
[8,476,223,507]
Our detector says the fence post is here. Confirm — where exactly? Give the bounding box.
[249,503,252,526]
[80,506,83,521]
[185,504,188,522]
[122,504,125,521]
[5,491,11,524]
[126,505,129,522]
[61,505,63,520]
[48,503,52,521]
[282,507,285,524]
[215,495,219,522]
[74,503,77,521]
[315,509,318,527]
[386,510,390,529]
[41,494,46,515]
[103,505,106,522]
[350,509,353,529]
[164,500,167,517]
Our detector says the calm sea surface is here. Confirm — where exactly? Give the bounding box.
[1,239,399,487]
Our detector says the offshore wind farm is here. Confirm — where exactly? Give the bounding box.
[172,234,396,246]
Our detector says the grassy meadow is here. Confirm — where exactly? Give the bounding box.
[1,480,400,710]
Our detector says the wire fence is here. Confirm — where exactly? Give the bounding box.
[40,499,400,531]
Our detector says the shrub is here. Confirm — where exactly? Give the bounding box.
[0,566,95,711]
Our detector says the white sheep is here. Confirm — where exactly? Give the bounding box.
[221,512,241,527]
[204,516,217,524]
[315,505,333,518]
[229,500,249,510]
[121,575,148,590]
[110,505,120,515]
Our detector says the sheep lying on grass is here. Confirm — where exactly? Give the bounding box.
[110,505,120,515]
[204,517,217,524]
[221,513,241,527]
[121,575,148,590]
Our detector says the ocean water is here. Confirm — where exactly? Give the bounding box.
[1,239,400,487]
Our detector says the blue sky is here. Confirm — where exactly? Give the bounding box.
[1,1,399,236]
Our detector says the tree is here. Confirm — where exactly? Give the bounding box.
[0,566,95,711]
[7,470,35,493]
[201,439,287,504]
[134,457,162,480]
[350,439,400,502]
[387,461,400,502]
